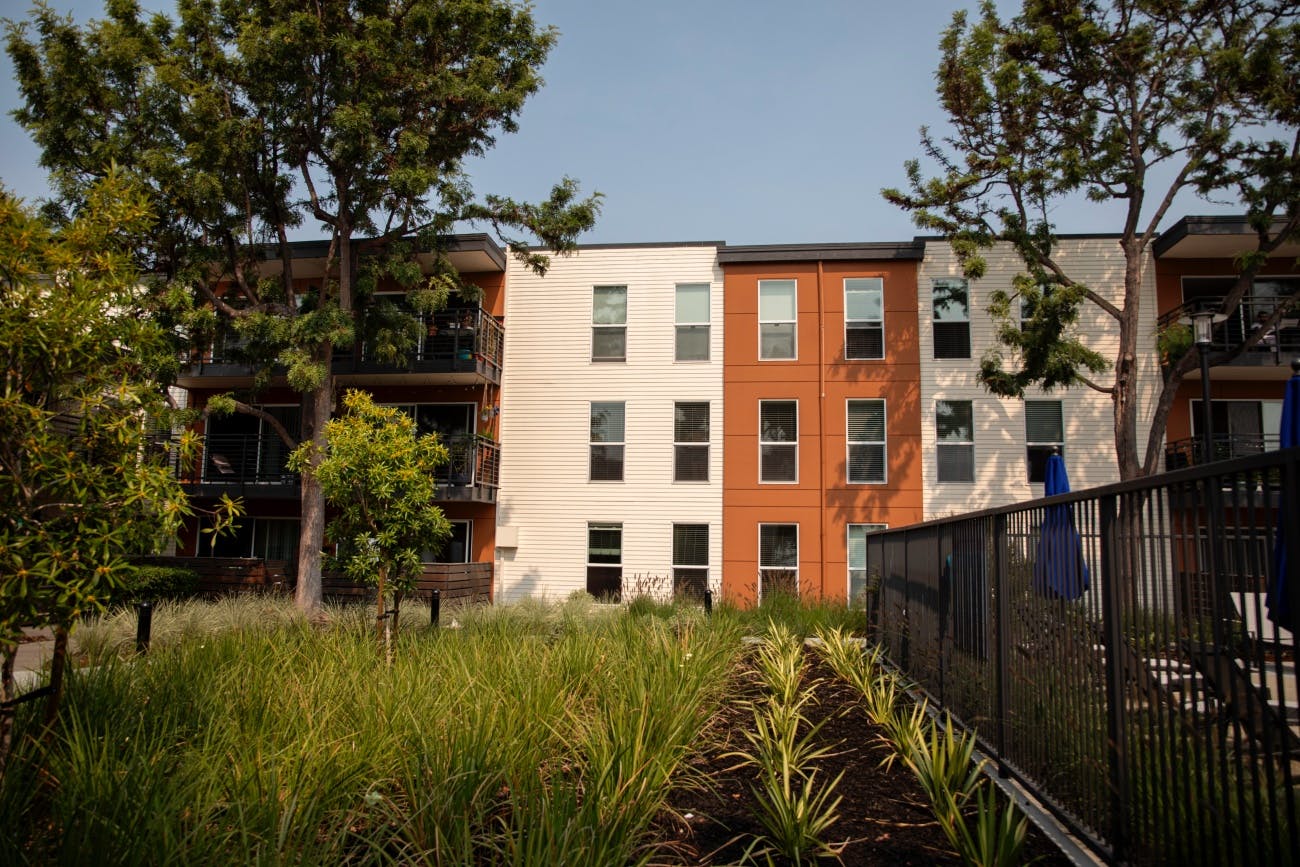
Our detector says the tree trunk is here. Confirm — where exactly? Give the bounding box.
[295,371,332,615]
[1113,245,1146,481]
[0,643,15,778]
[40,625,69,738]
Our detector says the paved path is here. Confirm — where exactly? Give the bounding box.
[10,628,55,691]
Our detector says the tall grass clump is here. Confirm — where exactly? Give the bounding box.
[812,626,1029,867]
[0,598,744,866]
[727,619,844,863]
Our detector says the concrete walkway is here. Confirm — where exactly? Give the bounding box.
[10,628,55,692]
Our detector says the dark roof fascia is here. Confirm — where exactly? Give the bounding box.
[254,233,507,271]
[523,240,727,252]
[717,241,923,264]
[1150,215,1285,258]
[913,232,1124,243]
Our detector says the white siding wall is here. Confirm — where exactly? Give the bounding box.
[497,245,723,601]
[918,239,1162,518]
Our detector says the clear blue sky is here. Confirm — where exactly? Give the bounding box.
[0,0,1240,245]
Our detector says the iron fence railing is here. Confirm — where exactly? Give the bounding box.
[865,447,1300,866]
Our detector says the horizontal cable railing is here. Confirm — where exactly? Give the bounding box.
[1158,295,1300,357]
[1165,434,1282,470]
[865,447,1300,866]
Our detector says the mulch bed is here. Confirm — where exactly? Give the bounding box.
[655,660,1075,865]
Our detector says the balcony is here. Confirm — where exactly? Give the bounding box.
[178,306,503,386]
[1159,295,1300,366]
[1164,434,1281,471]
[176,432,500,504]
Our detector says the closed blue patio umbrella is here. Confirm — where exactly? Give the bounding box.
[1033,452,1091,600]
[1266,359,1300,629]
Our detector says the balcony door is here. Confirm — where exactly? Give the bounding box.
[1192,400,1283,457]
[203,405,301,483]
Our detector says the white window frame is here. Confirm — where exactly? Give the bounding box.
[589,401,626,482]
[1025,400,1065,484]
[847,523,886,605]
[592,285,627,362]
[671,523,710,599]
[759,399,799,484]
[759,523,799,600]
[932,278,971,360]
[673,401,710,483]
[758,279,797,361]
[844,277,885,361]
[935,399,975,484]
[846,398,887,485]
[674,282,710,362]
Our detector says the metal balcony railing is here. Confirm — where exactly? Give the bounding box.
[1158,294,1300,361]
[1164,434,1282,470]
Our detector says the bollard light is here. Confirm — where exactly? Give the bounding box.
[136,601,153,655]
[430,588,441,627]
[703,588,713,616]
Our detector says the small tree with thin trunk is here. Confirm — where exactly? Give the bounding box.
[0,174,240,774]
[289,390,450,643]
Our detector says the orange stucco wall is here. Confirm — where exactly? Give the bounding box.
[721,259,923,605]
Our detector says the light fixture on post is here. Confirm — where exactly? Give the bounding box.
[1192,309,1216,465]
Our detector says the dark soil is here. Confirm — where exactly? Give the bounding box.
[655,661,1075,866]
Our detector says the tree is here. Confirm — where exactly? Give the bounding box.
[289,390,450,643]
[6,0,600,613]
[0,174,240,771]
[884,0,1300,479]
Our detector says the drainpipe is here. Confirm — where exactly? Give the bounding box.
[817,261,827,600]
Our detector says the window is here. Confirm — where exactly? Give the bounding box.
[199,516,299,560]
[423,520,471,563]
[672,523,709,600]
[587,522,622,600]
[1025,400,1064,483]
[933,279,971,359]
[674,401,710,482]
[847,399,886,484]
[847,524,886,605]
[844,278,884,360]
[759,279,797,360]
[590,402,625,481]
[936,400,975,483]
[759,400,798,483]
[675,283,710,361]
[759,524,799,599]
[592,285,627,361]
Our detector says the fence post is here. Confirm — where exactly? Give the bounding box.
[135,601,153,655]
[430,588,441,628]
[993,513,1011,770]
[1099,492,1129,863]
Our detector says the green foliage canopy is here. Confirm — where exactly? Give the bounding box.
[289,390,450,595]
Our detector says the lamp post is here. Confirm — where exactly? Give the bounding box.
[1192,310,1216,465]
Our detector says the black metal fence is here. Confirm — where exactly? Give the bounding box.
[866,447,1300,866]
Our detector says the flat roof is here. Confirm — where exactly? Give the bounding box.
[716,241,924,264]
[1154,216,1300,259]
[256,232,508,273]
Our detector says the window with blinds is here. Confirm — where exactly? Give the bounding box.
[759,280,797,360]
[673,401,709,482]
[760,400,798,483]
[847,523,886,605]
[590,401,625,481]
[932,279,971,359]
[675,283,710,361]
[592,285,627,361]
[844,278,884,360]
[1025,400,1064,483]
[586,522,622,600]
[759,523,798,599]
[672,523,709,600]
[847,399,886,484]
[936,399,975,483]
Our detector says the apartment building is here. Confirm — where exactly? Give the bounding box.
[717,243,927,605]
[494,243,724,602]
[1154,216,1300,466]
[173,237,508,581]
[917,237,1165,518]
